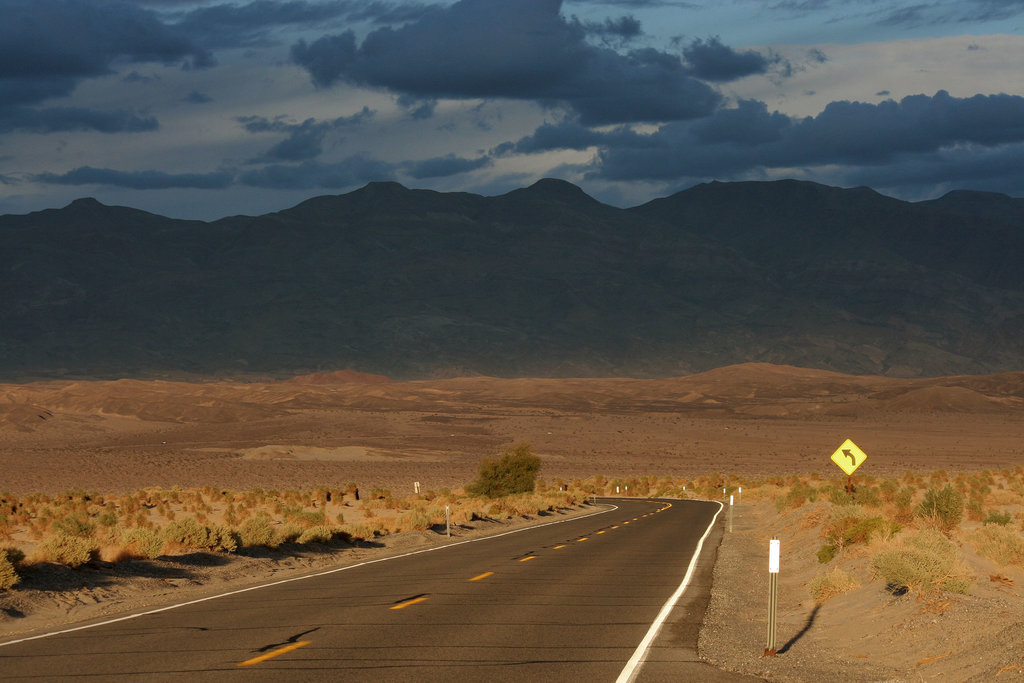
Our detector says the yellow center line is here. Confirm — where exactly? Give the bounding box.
[623,521,630,525]
[596,530,606,534]
[469,572,494,581]
[553,544,566,549]
[577,537,589,542]
[611,525,619,529]
[390,596,429,610]
[238,641,311,667]
[520,555,537,562]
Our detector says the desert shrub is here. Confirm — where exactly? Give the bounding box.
[397,509,433,531]
[238,515,280,548]
[467,444,541,498]
[775,482,818,511]
[162,518,217,550]
[984,510,1013,526]
[879,479,899,503]
[342,524,375,541]
[973,525,1024,567]
[297,526,335,544]
[33,532,98,568]
[122,528,165,559]
[871,528,971,594]
[277,524,303,543]
[818,507,896,563]
[210,526,239,552]
[0,548,21,590]
[282,505,325,528]
[916,485,964,533]
[808,567,860,603]
[51,514,96,539]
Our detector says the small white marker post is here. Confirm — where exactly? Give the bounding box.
[445,505,451,538]
[738,486,742,504]
[728,494,734,532]
[414,481,420,494]
[766,538,780,656]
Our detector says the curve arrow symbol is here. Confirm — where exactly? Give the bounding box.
[843,449,856,465]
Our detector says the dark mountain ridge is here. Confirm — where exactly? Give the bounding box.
[1,179,1021,380]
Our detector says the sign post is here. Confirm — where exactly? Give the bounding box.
[830,438,868,496]
[766,538,780,656]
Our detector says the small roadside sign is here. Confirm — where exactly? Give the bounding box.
[830,438,867,476]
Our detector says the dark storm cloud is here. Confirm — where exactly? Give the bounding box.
[404,154,492,179]
[35,166,233,189]
[491,119,646,155]
[238,108,374,162]
[238,156,396,189]
[585,91,1024,180]
[183,90,212,103]
[174,0,354,48]
[0,106,158,134]
[290,0,721,125]
[682,37,773,82]
[582,15,644,42]
[0,0,210,94]
[0,0,209,133]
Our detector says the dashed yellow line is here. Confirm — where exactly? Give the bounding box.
[596,530,606,534]
[238,641,311,667]
[577,537,589,542]
[469,572,494,581]
[520,555,537,562]
[611,525,619,529]
[390,596,429,610]
[553,544,566,549]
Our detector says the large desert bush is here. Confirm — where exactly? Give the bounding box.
[916,485,964,533]
[466,444,541,498]
[33,532,98,568]
[871,528,971,594]
[122,528,164,559]
[817,505,896,563]
[238,514,280,548]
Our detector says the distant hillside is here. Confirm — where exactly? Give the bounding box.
[1,179,1022,380]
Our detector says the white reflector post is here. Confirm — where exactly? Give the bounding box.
[769,539,780,573]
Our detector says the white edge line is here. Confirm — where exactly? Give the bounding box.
[615,500,725,683]
[0,503,618,648]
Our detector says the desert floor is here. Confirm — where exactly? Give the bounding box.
[2,363,1023,496]
[3,363,1024,681]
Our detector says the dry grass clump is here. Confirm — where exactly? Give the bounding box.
[808,566,860,603]
[871,528,972,595]
[972,525,1024,567]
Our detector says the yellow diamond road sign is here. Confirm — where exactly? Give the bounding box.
[831,438,867,476]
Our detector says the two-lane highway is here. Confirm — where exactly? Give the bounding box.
[0,499,752,681]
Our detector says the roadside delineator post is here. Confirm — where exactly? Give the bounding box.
[738,486,742,504]
[766,538,780,656]
[728,494,734,532]
[445,505,450,538]
[414,481,420,494]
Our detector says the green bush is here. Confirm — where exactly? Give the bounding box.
[916,485,964,533]
[984,510,1013,526]
[817,507,895,563]
[466,444,541,498]
[871,528,971,594]
[51,514,96,539]
[808,567,859,603]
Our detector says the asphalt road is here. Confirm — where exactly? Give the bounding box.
[0,498,760,682]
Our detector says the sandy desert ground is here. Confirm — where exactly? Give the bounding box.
[3,363,1024,680]
[2,363,1023,495]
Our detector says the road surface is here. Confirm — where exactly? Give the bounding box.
[1,498,759,681]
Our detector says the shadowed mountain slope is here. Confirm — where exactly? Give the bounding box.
[1,179,1022,380]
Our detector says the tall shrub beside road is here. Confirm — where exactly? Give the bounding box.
[467,444,541,498]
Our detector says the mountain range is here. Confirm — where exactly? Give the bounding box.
[1,179,1022,380]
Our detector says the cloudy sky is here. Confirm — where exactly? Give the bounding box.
[2,0,1023,220]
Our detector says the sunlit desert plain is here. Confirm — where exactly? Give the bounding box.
[3,363,1024,680]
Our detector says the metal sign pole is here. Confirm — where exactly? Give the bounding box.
[766,537,780,656]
